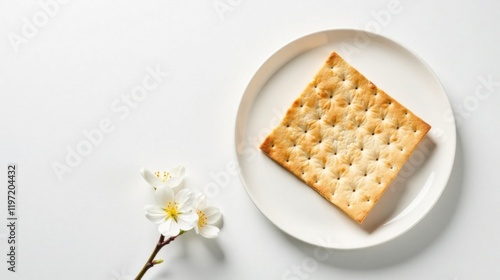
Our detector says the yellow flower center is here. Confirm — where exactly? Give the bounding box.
[165,201,180,222]
[197,210,207,228]
[155,171,172,183]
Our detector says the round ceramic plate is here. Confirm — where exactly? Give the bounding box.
[234,29,456,249]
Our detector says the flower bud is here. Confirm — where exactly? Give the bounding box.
[152,259,164,265]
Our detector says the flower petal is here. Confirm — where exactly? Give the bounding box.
[169,165,185,179]
[164,176,183,191]
[165,165,186,192]
[203,207,221,224]
[141,168,162,187]
[144,205,166,224]
[158,218,180,237]
[177,212,198,231]
[155,185,174,207]
[176,189,194,212]
[200,225,220,238]
[194,193,207,210]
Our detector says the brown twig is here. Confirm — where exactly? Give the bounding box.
[134,233,182,280]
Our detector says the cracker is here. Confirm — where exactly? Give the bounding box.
[260,51,431,223]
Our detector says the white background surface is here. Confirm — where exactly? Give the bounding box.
[0,1,498,279]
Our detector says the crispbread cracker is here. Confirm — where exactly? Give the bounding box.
[260,51,431,223]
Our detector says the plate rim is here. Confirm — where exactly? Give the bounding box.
[234,28,457,250]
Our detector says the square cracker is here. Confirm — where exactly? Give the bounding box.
[260,51,431,223]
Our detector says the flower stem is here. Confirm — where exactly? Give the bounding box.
[135,233,182,280]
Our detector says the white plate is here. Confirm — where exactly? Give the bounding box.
[234,29,456,249]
